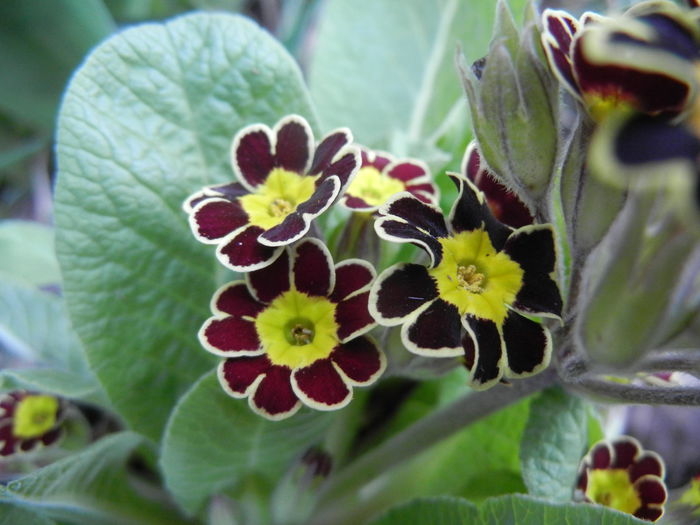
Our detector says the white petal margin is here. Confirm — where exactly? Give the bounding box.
[230,123,276,193]
[331,259,376,302]
[290,361,353,412]
[333,337,387,387]
[399,300,464,358]
[368,263,434,327]
[273,114,315,175]
[503,321,553,380]
[462,317,507,391]
[290,237,336,297]
[215,224,285,272]
[187,197,241,245]
[198,317,265,358]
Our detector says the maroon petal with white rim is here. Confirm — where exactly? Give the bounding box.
[231,125,275,191]
[374,217,444,266]
[331,336,386,386]
[380,193,448,238]
[218,355,272,397]
[464,315,505,389]
[292,359,352,410]
[611,437,641,469]
[629,453,665,482]
[310,129,352,175]
[274,116,313,173]
[385,160,429,182]
[212,281,265,318]
[369,263,438,325]
[250,365,302,420]
[245,248,291,304]
[331,260,375,302]
[634,476,667,505]
[402,299,462,356]
[199,317,262,356]
[335,291,375,342]
[190,198,249,243]
[318,149,360,190]
[292,238,335,297]
[217,225,284,272]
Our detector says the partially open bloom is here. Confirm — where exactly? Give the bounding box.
[199,237,385,420]
[576,437,667,521]
[541,3,698,121]
[369,174,562,389]
[0,391,64,456]
[463,141,533,228]
[185,115,360,271]
[340,148,438,212]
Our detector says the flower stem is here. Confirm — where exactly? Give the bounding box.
[566,377,700,405]
[313,368,557,513]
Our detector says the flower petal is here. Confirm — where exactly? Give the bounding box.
[634,475,667,505]
[274,115,313,173]
[217,225,284,272]
[232,125,275,191]
[319,148,359,189]
[629,452,665,482]
[336,291,375,342]
[448,173,512,250]
[464,316,505,388]
[211,281,265,318]
[361,148,392,171]
[503,225,557,275]
[541,9,580,96]
[190,198,249,243]
[292,238,334,297]
[310,129,352,175]
[380,193,448,238]
[633,507,663,522]
[331,336,386,386]
[218,355,271,397]
[292,359,352,410]
[502,311,552,378]
[374,218,443,266]
[386,160,429,182]
[589,441,613,469]
[246,247,291,303]
[250,365,302,420]
[259,176,340,246]
[512,274,563,319]
[611,436,641,469]
[331,260,375,302]
[369,263,438,325]
[199,317,262,356]
[401,299,462,357]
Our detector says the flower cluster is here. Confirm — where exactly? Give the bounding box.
[0,391,64,456]
[576,437,667,521]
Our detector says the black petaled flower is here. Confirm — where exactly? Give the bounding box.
[199,237,385,420]
[184,115,360,271]
[577,437,667,522]
[462,141,533,228]
[541,4,698,121]
[0,391,64,456]
[340,147,439,212]
[369,173,562,389]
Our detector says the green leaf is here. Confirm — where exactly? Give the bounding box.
[0,279,103,402]
[368,496,478,525]
[0,0,114,130]
[0,503,56,525]
[308,0,526,151]
[0,220,60,287]
[0,432,188,525]
[520,387,588,502]
[54,13,317,441]
[161,371,332,516]
[479,494,647,524]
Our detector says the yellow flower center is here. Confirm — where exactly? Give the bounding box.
[346,166,405,207]
[255,290,339,369]
[587,469,642,515]
[429,230,523,325]
[239,168,316,230]
[12,395,59,439]
[584,91,634,122]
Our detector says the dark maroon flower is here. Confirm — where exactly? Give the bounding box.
[340,147,439,211]
[199,237,385,420]
[184,115,360,271]
[462,141,533,228]
[0,391,64,456]
[577,436,667,521]
[369,174,562,389]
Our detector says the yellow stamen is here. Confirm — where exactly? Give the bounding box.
[12,395,59,439]
[457,264,485,293]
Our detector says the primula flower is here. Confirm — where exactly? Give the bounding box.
[0,391,64,456]
[199,237,385,420]
[541,4,698,121]
[340,148,438,211]
[577,437,667,521]
[369,173,562,389]
[463,141,533,228]
[679,474,700,515]
[184,115,360,271]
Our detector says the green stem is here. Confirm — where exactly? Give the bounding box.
[313,368,558,515]
[567,378,700,405]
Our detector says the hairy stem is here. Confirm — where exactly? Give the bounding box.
[567,377,700,405]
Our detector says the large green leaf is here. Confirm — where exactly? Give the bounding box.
[369,496,478,525]
[0,279,102,402]
[0,221,60,287]
[520,387,588,502]
[0,504,56,525]
[160,371,332,516]
[54,13,317,441]
[0,432,188,525]
[0,0,114,130]
[308,0,526,152]
[479,494,647,524]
